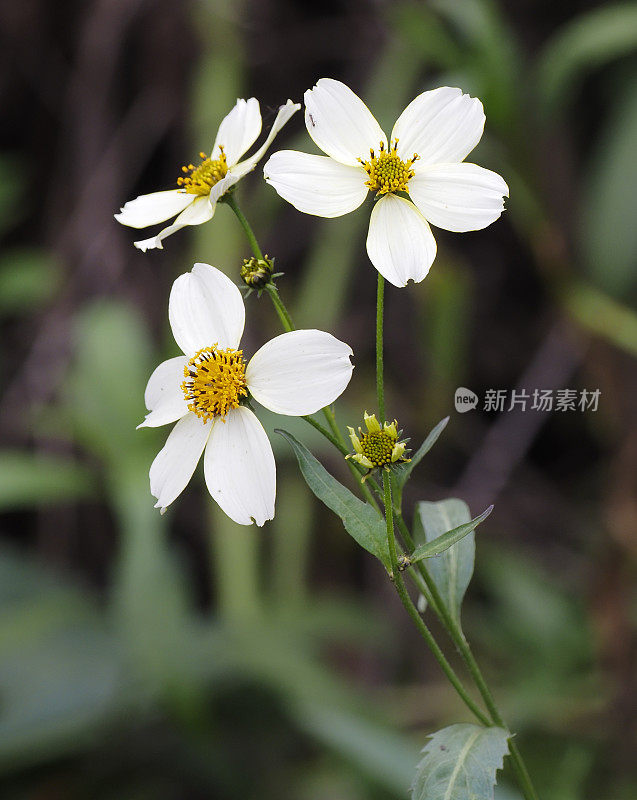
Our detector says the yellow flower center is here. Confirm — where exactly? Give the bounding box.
[181,346,248,422]
[360,140,418,196]
[359,430,396,468]
[177,148,228,195]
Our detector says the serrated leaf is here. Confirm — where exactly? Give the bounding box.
[277,430,390,570]
[413,499,478,626]
[411,723,509,800]
[395,416,450,488]
[411,505,492,563]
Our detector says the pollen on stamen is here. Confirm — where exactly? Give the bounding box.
[359,139,419,196]
[181,345,248,422]
[177,146,229,195]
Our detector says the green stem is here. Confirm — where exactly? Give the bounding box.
[383,471,400,574]
[376,273,385,421]
[395,507,539,800]
[381,472,489,726]
[302,414,380,511]
[508,743,540,800]
[264,283,294,332]
[224,193,263,259]
[301,414,344,452]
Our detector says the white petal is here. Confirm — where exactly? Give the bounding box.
[212,98,262,167]
[409,162,509,232]
[246,329,354,416]
[149,412,211,512]
[304,78,387,166]
[115,190,194,229]
[263,150,367,218]
[366,194,437,287]
[168,262,245,356]
[231,99,301,178]
[134,195,214,251]
[138,356,189,428]
[204,406,275,526]
[391,87,485,165]
[209,173,241,203]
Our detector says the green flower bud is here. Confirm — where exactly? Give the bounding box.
[240,255,275,289]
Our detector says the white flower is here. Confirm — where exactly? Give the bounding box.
[263,79,509,288]
[115,98,300,252]
[140,263,354,525]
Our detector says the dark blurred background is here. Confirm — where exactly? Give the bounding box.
[1,0,636,798]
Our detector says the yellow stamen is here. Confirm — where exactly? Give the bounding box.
[177,147,228,195]
[346,413,410,472]
[359,139,418,196]
[181,345,248,422]
[357,429,396,468]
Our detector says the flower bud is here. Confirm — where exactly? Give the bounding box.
[240,255,275,289]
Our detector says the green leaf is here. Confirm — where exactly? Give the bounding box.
[276,429,390,570]
[412,499,478,626]
[538,3,637,116]
[395,416,450,487]
[410,505,492,563]
[411,723,509,800]
[0,451,95,511]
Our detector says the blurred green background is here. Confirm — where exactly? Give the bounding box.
[1,0,636,797]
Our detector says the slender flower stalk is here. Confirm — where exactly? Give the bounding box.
[376,274,385,421]
[223,193,264,261]
[264,284,295,334]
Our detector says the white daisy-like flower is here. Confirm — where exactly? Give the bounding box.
[263,79,509,288]
[140,263,354,525]
[115,98,300,252]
